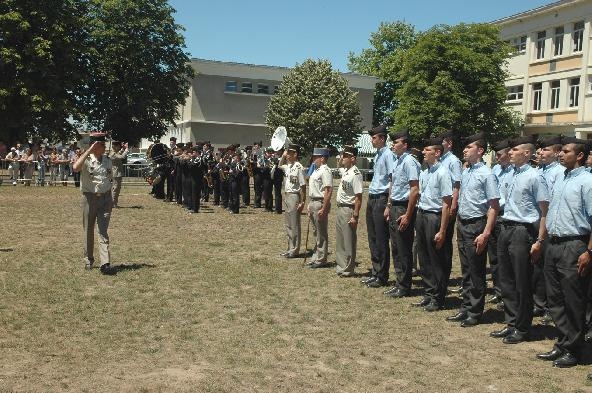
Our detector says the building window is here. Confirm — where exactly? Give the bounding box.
[257,84,269,94]
[509,36,527,53]
[554,26,564,56]
[573,21,584,53]
[536,31,546,60]
[550,80,560,109]
[225,81,237,92]
[506,85,524,101]
[241,82,253,93]
[274,85,280,94]
[569,77,580,107]
[533,83,542,110]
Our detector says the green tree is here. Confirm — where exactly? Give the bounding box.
[348,21,417,127]
[0,0,88,144]
[395,23,520,147]
[82,0,194,144]
[265,59,362,154]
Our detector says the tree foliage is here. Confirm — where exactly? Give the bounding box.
[394,23,521,147]
[265,59,362,153]
[348,21,417,127]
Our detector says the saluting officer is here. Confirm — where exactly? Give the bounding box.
[384,128,420,298]
[306,147,333,268]
[446,132,500,327]
[490,135,549,344]
[334,146,363,277]
[536,137,592,368]
[278,144,306,258]
[414,136,453,311]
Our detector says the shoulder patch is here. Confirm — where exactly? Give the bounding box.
[353,169,360,175]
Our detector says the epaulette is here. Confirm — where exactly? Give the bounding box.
[353,168,361,175]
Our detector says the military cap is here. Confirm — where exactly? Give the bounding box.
[492,139,510,152]
[192,145,202,152]
[286,144,301,154]
[537,135,563,148]
[368,124,388,136]
[422,136,444,147]
[265,146,274,153]
[176,143,185,149]
[461,131,487,147]
[390,127,410,141]
[312,147,330,157]
[89,132,106,143]
[170,136,177,141]
[561,136,590,147]
[342,145,358,157]
[509,134,537,148]
[438,129,455,140]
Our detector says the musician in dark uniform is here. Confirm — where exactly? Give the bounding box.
[173,144,185,205]
[220,146,234,209]
[166,137,177,201]
[228,152,243,214]
[181,146,192,210]
[212,151,222,206]
[272,149,285,214]
[188,145,205,213]
[201,142,214,202]
[241,146,251,207]
[252,142,264,208]
[261,147,274,212]
[149,139,168,199]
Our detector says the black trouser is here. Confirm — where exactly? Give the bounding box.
[73,172,81,188]
[416,210,448,306]
[190,177,202,213]
[166,170,174,201]
[532,240,548,311]
[545,237,590,356]
[175,166,183,205]
[498,222,536,333]
[273,180,283,214]
[153,167,166,199]
[253,172,263,207]
[212,173,220,205]
[457,216,488,319]
[241,174,250,205]
[262,174,273,211]
[229,177,240,213]
[366,194,390,283]
[446,215,456,290]
[221,179,229,208]
[486,217,503,297]
[389,203,415,291]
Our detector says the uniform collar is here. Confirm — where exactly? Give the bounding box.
[514,163,530,174]
[428,161,441,172]
[468,161,484,170]
[540,161,558,170]
[565,166,586,178]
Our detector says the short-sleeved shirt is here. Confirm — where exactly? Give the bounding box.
[440,151,462,185]
[368,146,394,195]
[80,154,113,194]
[546,166,592,237]
[282,161,305,193]
[390,151,420,202]
[458,162,500,220]
[501,164,549,224]
[538,161,565,194]
[337,165,363,205]
[309,164,333,199]
[492,163,513,210]
[418,162,453,212]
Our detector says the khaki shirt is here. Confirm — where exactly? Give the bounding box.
[281,161,305,193]
[308,164,333,198]
[336,165,363,205]
[80,154,113,194]
[109,149,128,178]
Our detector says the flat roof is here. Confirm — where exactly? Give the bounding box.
[491,0,580,25]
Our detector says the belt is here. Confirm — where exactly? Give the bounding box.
[311,197,323,201]
[84,191,108,196]
[548,234,589,244]
[501,220,533,228]
[418,208,441,216]
[337,203,354,208]
[390,200,408,207]
[369,193,388,199]
[459,215,487,225]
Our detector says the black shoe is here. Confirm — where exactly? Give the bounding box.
[487,295,502,304]
[446,311,467,322]
[585,329,592,342]
[411,298,431,307]
[284,253,299,259]
[460,317,479,327]
[490,326,514,338]
[536,348,564,361]
[367,279,388,288]
[424,302,443,312]
[360,276,376,285]
[502,331,528,344]
[541,311,553,325]
[385,288,408,298]
[533,307,546,317]
[308,262,330,269]
[553,352,578,368]
[100,263,116,276]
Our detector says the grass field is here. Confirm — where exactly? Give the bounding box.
[0,184,591,392]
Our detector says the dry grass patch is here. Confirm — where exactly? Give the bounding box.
[0,185,591,392]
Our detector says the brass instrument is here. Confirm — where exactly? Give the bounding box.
[204,170,214,188]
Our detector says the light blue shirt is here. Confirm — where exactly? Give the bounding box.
[369,146,394,195]
[418,162,453,212]
[390,151,420,202]
[458,162,500,220]
[538,161,565,194]
[492,163,513,210]
[546,167,592,237]
[502,164,549,224]
[440,151,462,184]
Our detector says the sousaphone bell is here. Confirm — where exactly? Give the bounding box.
[270,126,291,151]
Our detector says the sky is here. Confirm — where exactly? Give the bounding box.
[168,0,553,72]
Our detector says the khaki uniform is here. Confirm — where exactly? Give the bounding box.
[109,148,128,206]
[308,164,333,263]
[335,165,363,274]
[80,154,113,267]
[281,161,305,256]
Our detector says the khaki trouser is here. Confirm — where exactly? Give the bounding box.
[112,177,123,206]
[335,205,356,273]
[308,199,329,263]
[82,192,113,266]
[284,192,301,256]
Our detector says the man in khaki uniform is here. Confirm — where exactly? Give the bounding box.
[278,144,306,258]
[73,132,116,275]
[109,141,129,208]
[307,147,333,268]
[334,146,363,276]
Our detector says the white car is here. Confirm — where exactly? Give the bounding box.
[127,153,148,165]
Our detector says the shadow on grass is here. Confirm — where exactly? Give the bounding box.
[113,262,156,273]
[116,205,144,209]
[0,248,14,252]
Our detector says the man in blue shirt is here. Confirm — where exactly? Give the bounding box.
[536,137,592,368]
[446,132,500,327]
[363,125,395,288]
[487,139,513,306]
[415,136,453,311]
[490,135,549,344]
[384,128,421,298]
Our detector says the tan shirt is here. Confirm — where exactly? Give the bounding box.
[80,154,113,193]
[109,149,128,178]
[308,164,333,198]
[336,165,363,205]
[281,161,305,193]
